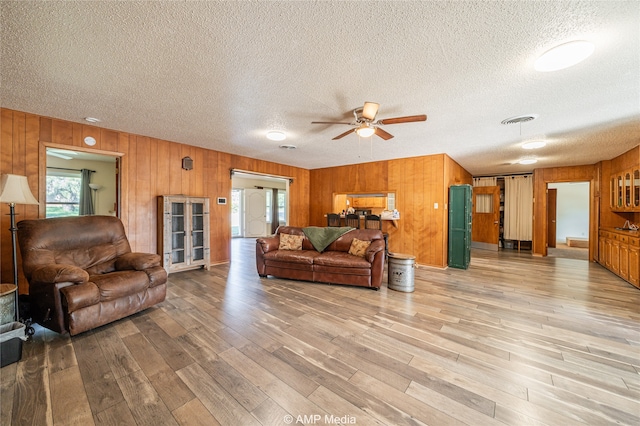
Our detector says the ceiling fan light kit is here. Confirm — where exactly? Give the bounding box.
[266,131,286,141]
[312,101,426,140]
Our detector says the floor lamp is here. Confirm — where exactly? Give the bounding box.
[0,174,39,322]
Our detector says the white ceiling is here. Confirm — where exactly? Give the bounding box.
[2,1,638,176]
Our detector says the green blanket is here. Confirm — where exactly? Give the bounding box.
[302,226,354,252]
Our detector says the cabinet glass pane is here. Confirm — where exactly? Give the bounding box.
[192,248,204,261]
[617,175,623,208]
[192,231,203,247]
[634,170,640,208]
[172,216,184,232]
[625,172,632,207]
[192,203,203,214]
[172,233,185,249]
[192,215,203,231]
[172,250,184,264]
[171,202,184,215]
[611,177,616,208]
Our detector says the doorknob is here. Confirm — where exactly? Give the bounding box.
[494,221,499,224]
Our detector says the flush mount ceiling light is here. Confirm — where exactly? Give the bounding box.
[84,117,101,123]
[534,41,595,72]
[355,123,375,138]
[266,131,286,141]
[518,158,538,165]
[522,140,546,150]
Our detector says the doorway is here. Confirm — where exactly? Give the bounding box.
[230,171,289,238]
[547,182,590,260]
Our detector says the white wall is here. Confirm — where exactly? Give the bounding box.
[548,182,589,243]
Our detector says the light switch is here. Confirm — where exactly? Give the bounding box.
[434,203,438,209]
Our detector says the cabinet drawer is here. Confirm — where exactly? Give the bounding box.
[630,237,640,247]
[620,235,629,243]
[599,230,609,238]
[611,233,619,241]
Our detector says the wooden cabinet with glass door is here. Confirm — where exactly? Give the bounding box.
[610,168,640,212]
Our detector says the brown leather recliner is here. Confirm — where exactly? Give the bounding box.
[17,215,167,335]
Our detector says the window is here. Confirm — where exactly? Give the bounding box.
[265,189,286,224]
[46,170,81,217]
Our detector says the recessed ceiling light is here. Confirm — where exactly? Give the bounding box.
[279,144,296,149]
[522,141,546,150]
[518,158,538,165]
[267,131,286,141]
[84,117,101,123]
[534,41,595,72]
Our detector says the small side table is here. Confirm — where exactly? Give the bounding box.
[0,284,17,324]
[387,253,416,292]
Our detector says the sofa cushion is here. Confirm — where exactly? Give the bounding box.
[348,238,371,257]
[314,251,371,268]
[264,250,320,264]
[90,270,149,301]
[279,233,304,250]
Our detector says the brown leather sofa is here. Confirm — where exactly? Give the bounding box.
[256,226,385,289]
[17,215,167,335]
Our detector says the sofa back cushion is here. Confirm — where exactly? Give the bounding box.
[276,226,382,253]
[18,216,132,280]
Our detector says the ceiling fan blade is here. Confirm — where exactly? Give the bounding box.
[362,102,380,121]
[311,121,353,125]
[378,114,427,125]
[374,127,394,140]
[332,128,356,140]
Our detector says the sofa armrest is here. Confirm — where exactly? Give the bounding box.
[365,239,385,263]
[115,252,162,271]
[31,264,89,285]
[256,236,280,254]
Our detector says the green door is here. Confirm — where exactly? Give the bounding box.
[448,184,472,269]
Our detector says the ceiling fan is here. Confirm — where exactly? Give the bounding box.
[312,102,427,140]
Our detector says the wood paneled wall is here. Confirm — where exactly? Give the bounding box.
[309,154,472,268]
[1,109,309,292]
[532,145,639,259]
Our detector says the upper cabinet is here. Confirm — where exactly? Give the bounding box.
[611,167,640,212]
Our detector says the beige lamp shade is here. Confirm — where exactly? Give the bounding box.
[0,174,39,205]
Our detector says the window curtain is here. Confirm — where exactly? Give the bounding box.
[271,188,279,234]
[504,175,533,241]
[78,169,94,215]
[473,177,497,212]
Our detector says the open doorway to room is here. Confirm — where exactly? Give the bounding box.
[230,171,289,238]
[547,181,590,260]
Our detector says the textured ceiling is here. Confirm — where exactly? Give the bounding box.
[1,1,638,175]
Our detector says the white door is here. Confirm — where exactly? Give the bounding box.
[245,189,267,237]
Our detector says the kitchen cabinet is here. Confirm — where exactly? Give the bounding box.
[610,167,640,212]
[158,195,210,274]
[351,196,386,208]
[598,228,639,289]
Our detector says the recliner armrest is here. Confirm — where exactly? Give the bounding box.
[115,252,161,271]
[31,264,89,285]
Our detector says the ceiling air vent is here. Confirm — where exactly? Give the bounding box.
[501,114,538,125]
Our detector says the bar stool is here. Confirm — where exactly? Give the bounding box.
[344,214,360,229]
[327,213,341,227]
[364,214,388,256]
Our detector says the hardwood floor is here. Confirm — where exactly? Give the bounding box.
[2,238,639,425]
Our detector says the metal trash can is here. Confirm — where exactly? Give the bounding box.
[387,253,416,292]
[0,284,16,325]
